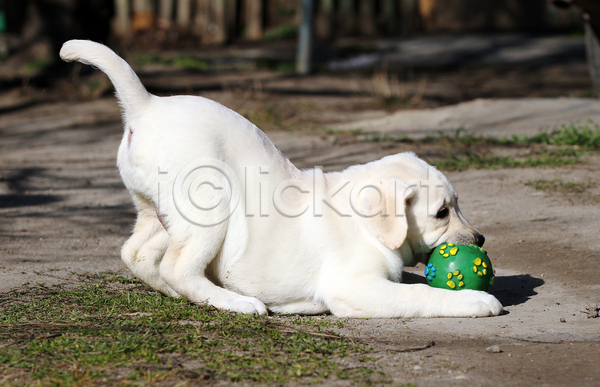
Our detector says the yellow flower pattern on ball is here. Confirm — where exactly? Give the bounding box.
[445,269,465,289]
[473,257,488,276]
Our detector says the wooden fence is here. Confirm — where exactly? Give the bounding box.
[112,0,420,44]
[112,0,582,44]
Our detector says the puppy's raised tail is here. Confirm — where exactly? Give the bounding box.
[60,40,150,113]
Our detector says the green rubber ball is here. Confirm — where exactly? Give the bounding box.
[424,243,494,291]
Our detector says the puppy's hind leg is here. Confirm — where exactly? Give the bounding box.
[121,195,179,297]
[159,231,267,315]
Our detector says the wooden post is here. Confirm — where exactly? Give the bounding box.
[195,0,234,44]
[113,0,131,35]
[383,0,397,34]
[415,0,434,32]
[213,0,227,43]
[158,0,173,27]
[245,0,263,40]
[195,0,210,41]
[297,0,314,74]
[225,0,238,42]
[177,0,191,28]
[339,0,355,35]
[358,0,376,36]
[133,0,154,31]
[316,0,334,40]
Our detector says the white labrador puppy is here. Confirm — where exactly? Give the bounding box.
[60,40,503,318]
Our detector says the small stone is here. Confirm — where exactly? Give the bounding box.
[413,365,422,371]
[560,318,566,323]
[486,345,503,353]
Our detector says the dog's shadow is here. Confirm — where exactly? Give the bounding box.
[488,274,544,307]
[403,271,544,307]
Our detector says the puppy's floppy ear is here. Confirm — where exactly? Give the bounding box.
[353,178,415,250]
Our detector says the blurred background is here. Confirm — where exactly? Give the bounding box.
[0,0,594,86]
[0,0,595,104]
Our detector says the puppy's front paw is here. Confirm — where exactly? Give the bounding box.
[459,290,503,317]
[227,295,268,315]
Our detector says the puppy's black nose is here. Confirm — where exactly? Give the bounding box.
[474,234,485,247]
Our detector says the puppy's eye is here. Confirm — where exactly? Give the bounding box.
[435,207,449,219]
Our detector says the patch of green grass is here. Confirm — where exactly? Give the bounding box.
[374,96,416,110]
[131,52,299,73]
[131,53,162,69]
[435,124,600,170]
[264,23,298,42]
[0,276,384,386]
[256,59,296,72]
[431,149,583,171]
[359,128,484,146]
[356,124,600,171]
[365,123,600,147]
[132,54,211,71]
[509,122,600,149]
[526,178,597,194]
[171,57,211,71]
[23,57,54,75]
[430,123,600,149]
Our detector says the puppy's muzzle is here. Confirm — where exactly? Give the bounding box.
[445,232,485,247]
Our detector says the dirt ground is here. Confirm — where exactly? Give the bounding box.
[1,55,600,386]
